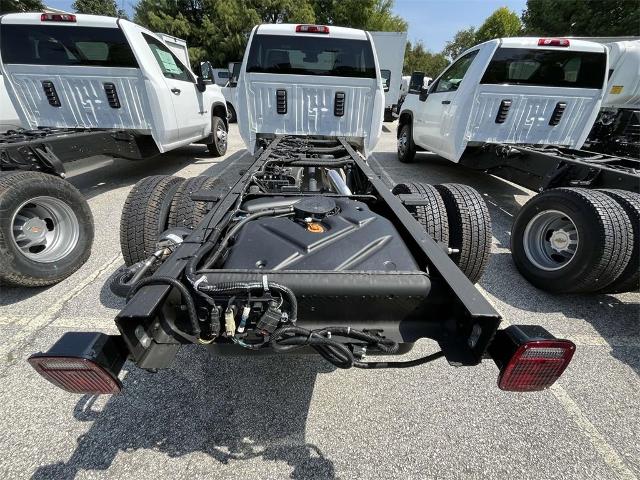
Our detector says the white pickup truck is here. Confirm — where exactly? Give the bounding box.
[0,12,228,287]
[398,37,639,295]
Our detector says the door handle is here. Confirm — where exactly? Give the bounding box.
[441,100,451,105]
[171,88,181,95]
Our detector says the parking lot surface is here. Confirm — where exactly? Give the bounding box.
[1,124,638,480]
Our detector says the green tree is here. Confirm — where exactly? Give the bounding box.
[443,26,476,60]
[474,6,522,43]
[73,0,127,17]
[0,0,44,12]
[134,0,406,67]
[311,0,406,31]
[522,0,640,36]
[403,40,449,77]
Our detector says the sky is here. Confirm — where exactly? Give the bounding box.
[45,0,528,53]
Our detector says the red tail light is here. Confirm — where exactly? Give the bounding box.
[41,13,77,22]
[28,332,126,395]
[538,38,570,47]
[28,356,121,394]
[296,24,330,34]
[489,325,575,392]
[498,339,575,391]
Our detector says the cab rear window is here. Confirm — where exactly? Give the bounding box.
[246,34,376,78]
[0,24,138,68]
[481,48,606,89]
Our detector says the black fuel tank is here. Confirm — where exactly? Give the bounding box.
[224,198,418,271]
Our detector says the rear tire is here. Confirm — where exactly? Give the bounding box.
[511,188,633,293]
[434,184,491,283]
[597,189,640,293]
[397,123,416,163]
[120,175,184,266]
[168,175,220,229]
[0,171,94,287]
[392,182,449,244]
[207,116,228,157]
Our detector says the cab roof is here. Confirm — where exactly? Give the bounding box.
[495,37,606,53]
[255,23,369,41]
[0,12,120,28]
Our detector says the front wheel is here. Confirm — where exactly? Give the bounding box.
[397,123,416,163]
[0,171,94,287]
[207,116,228,157]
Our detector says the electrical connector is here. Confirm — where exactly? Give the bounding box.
[257,301,283,334]
[224,308,236,337]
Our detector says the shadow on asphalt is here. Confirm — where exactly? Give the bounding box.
[31,349,336,480]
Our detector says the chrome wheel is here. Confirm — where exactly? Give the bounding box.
[11,196,80,263]
[522,210,579,271]
[216,124,227,150]
[398,130,407,157]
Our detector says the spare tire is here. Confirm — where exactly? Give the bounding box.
[434,183,492,283]
[120,175,184,266]
[597,189,640,293]
[392,182,449,245]
[168,175,220,230]
[0,171,94,287]
[511,188,633,293]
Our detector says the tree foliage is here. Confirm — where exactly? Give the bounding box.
[134,0,406,66]
[443,27,476,60]
[72,0,127,18]
[404,41,449,77]
[0,0,44,12]
[522,0,640,36]
[474,7,522,43]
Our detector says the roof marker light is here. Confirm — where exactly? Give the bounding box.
[296,24,330,34]
[538,38,570,47]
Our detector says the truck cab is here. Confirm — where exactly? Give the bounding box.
[0,13,227,154]
[235,23,385,157]
[399,37,608,162]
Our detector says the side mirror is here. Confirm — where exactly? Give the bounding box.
[408,71,425,94]
[196,76,207,93]
[199,61,213,82]
[418,86,429,102]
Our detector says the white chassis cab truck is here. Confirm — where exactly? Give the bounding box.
[370,31,407,122]
[586,39,640,157]
[0,12,228,287]
[398,37,639,294]
[27,24,579,397]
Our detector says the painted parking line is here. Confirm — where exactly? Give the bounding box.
[551,384,638,480]
[0,254,122,366]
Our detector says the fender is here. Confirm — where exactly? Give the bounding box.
[397,109,414,138]
[210,101,228,130]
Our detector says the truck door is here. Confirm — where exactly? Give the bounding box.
[414,50,479,157]
[142,33,207,143]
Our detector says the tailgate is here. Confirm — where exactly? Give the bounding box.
[240,73,379,148]
[466,84,603,148]
[4,65,152,130]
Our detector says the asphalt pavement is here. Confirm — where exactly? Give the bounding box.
[0,123,638,480]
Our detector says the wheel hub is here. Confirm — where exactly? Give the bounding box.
[522,209,579,271]
[21,217,48,242]
[10,196,80,263]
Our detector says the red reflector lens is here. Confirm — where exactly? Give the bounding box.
[41,13,77,22]
[538,38,570,47]
[498,340,575,391]
[28,356,121,394]
[296,24,330,34]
